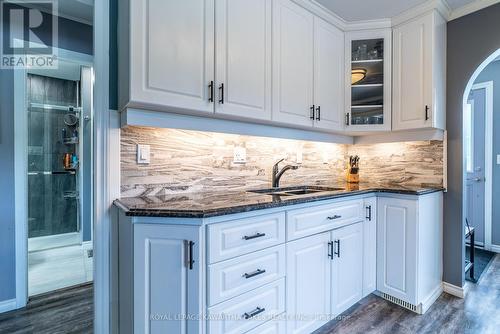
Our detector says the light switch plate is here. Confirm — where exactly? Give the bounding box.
[233,146,246,164]
[137,144,150,164]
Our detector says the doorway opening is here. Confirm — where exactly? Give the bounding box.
[24,59,94,296]
[462,49,499,283]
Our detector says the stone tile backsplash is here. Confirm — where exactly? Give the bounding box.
[121,126,444,197]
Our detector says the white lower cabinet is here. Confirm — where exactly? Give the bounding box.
[331,222,363,316]
[377,192,443,313]
[286,232,332,334]
[208,279,286,334]
[132,224,202,334]
[117,193,443,333]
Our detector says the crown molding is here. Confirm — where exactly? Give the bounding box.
[392,0,451,26]
[448,0,500,21]
[296,0,348,30]
[344,19,392,31]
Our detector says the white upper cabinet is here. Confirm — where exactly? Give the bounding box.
[119,0,215,114]
[392,11,446,130]
[272,0,315,127]
[313,17,345,131]
[215,0,272,120]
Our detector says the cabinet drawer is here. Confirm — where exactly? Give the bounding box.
[287,199,364,241]
[208,279,285,334]
[208,212,286,263]
[208,245,285,306]
[245,319,285,334]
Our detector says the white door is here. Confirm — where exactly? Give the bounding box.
[129,0,215,113]
[134,225,201,334]
[465,88,487,245]
[313,17,344,131]
[272,0,314,127]
[286,232,331,334]
[377,197,418,304]
[331,222,363,316]
[363,197,377,297]
[392,14,433,130]
[215,0,272,120]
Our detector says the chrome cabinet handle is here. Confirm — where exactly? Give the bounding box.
[243,269,266,279]
[316,105,321,121]
[242,232,266,240]
[310,105,315,120]
[327,215,342,220]
[243,307,265,320]
[334,240,340,257]
[425,105,430,120]
[467,177,483,182]
[366,205,372,221]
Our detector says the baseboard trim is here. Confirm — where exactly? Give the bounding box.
[489,244,500,253]
[0,298,18,314]
[421,284,443,314]
[442,282,465,298]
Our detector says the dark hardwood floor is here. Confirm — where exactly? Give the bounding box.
[0,283,93,334]
[315,254,500,334]
[0,256,498,334]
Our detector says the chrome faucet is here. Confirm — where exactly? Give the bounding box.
[272,158,299,188]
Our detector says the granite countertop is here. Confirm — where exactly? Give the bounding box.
[114,182,444,219]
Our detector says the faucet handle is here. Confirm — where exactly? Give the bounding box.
[274,158,285,167]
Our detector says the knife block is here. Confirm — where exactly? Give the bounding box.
[347,171,359,183]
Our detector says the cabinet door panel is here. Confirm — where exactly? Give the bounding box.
[272,0,314,127]
[392,14,432,130]
[313,17,344,131]
[331,222,363,316]
[377,197,418,304]
[363,197,377,297]
[134,224,201,334]
[129,0,214,113]
[215,0,272,120]
[286,232,331,334]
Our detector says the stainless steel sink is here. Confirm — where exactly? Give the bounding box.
[247,186,344,196]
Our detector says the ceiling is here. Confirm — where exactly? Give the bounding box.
[315,0,478,21]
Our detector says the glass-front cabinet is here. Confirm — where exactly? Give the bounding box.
[345,29,392,131]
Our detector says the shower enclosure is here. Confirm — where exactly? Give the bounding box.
[26,62,93,296]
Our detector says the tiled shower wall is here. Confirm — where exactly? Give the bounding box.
[120,126,444,197]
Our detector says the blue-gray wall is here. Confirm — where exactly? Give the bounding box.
[474,61,500,245]
[0,10,92,303]
[446,3,500,287]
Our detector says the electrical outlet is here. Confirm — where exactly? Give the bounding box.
[497,154,500,165]
[233,146,246,164]
[137,144,150,164]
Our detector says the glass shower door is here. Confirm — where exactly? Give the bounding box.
[27,74,81,243]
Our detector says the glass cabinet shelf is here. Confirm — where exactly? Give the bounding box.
[346,31,391,131]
